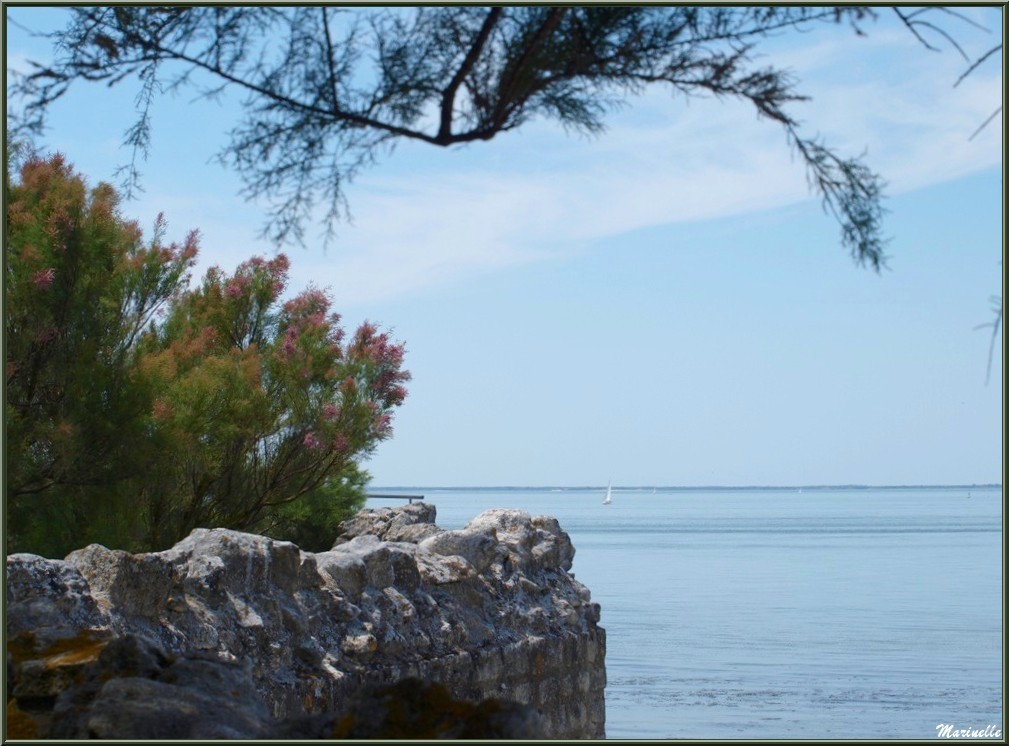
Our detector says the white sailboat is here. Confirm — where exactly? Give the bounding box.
[602,482,613,505]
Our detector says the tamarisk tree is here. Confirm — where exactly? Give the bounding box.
[10,5,922,266]
[135,252,409,550]
[5,154,409,556]
[5,154,198,554]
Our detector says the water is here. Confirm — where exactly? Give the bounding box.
[366,486,1003,739]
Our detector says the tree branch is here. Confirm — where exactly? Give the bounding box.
[955,43,1002,87]
[321,7,341,112]
[974,295,1002,386]
[491,8,569,129]
[437,7,502,143]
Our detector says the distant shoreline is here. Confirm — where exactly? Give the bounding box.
[371,484,1002,492]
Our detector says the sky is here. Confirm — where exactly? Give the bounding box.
[5,6,1004,488]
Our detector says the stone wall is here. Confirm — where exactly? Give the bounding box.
[6,503,606,738]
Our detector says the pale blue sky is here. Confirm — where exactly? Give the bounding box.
[6,6,1003,487]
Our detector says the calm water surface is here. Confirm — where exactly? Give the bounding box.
[367,487,1003,739]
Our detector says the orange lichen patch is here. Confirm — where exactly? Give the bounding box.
[7,629,111,669]
[6,699,41,739]
[42,634,110,669]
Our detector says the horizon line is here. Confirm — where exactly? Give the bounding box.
[371,483,1002,491]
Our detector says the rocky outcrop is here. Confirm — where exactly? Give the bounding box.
[9,632,543,739]
[6,503,606,738]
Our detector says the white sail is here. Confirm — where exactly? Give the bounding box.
[603,482,612,505]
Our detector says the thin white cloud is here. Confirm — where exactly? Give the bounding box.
[306,174,567,304]
[303,41,1001,306]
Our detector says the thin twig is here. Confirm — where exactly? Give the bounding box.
[955,43,1002,87]
[968,106,1002,141]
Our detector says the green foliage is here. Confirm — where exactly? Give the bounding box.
[5,155,408,557]
[5,154,197,555]
[257,463,370,553]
